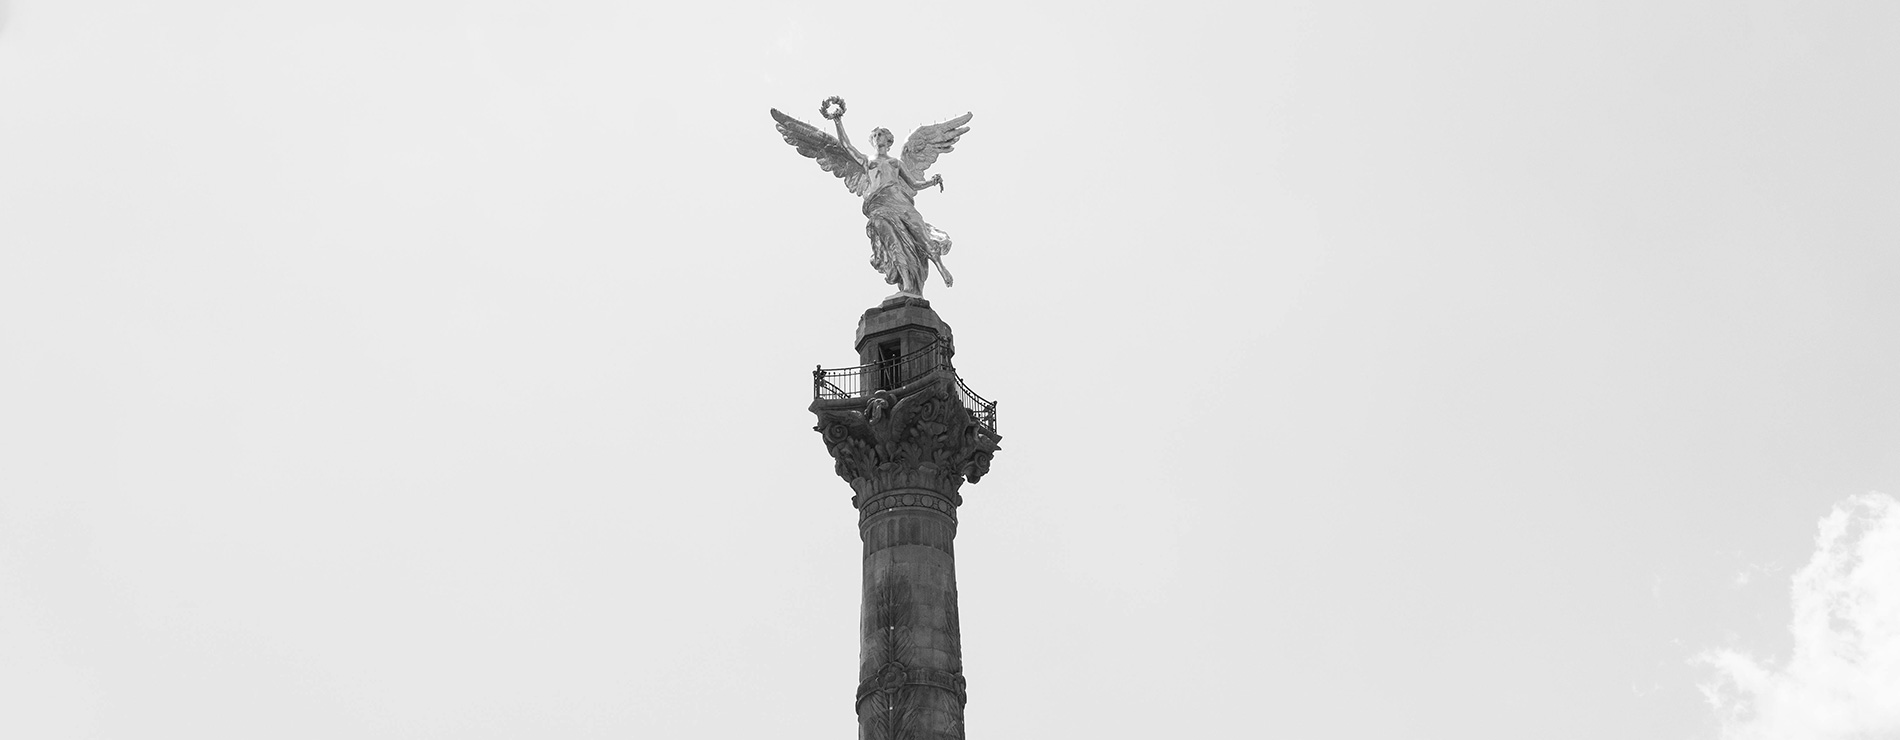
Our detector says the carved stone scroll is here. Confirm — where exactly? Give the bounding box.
[811,377,1001,497]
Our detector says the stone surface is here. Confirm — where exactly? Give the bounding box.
[855,295,954,366]
[812,300,1002,740]
[813,378,999,491]
[857,499,966,740]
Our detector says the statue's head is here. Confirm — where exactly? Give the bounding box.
[871,127,894,153]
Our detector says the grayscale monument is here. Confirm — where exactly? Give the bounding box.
[775,97,1002,740]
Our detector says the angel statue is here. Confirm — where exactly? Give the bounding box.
[772,97,973,296]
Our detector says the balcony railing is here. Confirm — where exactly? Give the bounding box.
[954,373,997,432]
[813,339,997,433]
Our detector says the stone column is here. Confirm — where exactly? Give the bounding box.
[812,298,1001,740]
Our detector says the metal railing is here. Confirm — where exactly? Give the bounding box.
[811,339,946,400]
[954,373,998,432]
[813,338,997,432]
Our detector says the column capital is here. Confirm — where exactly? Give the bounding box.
[811,376,1002,501]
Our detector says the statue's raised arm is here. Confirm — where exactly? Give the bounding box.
[770,98,973,297]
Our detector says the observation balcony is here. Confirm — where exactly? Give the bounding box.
[812,337,998,434]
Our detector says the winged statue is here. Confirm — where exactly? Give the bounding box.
[772,97,973,296]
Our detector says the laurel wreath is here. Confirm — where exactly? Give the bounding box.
[820,96,847,121]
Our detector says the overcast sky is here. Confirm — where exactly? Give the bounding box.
[3,2,1898,739]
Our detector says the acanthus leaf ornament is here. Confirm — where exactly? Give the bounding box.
[812,378,1000,498]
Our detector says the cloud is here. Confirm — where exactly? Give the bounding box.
[1698,493,1900,740]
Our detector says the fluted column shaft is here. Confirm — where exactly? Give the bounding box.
[853,481,967,740]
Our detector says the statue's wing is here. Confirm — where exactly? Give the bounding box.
[771,108,869,196]
[900,112,973,175]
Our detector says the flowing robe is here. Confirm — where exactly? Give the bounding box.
[862,157,951,293]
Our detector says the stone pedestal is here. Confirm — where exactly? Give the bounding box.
[812,296,1001,740]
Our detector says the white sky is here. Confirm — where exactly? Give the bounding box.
[2,1,1897,738]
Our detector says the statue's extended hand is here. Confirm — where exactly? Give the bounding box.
[932,175,945,193]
